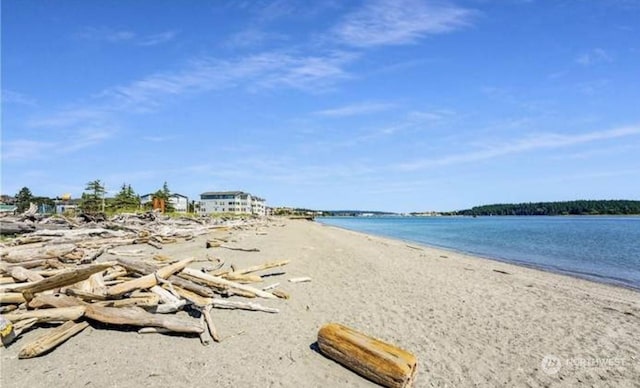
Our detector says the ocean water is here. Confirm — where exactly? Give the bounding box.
[317,216,640,290]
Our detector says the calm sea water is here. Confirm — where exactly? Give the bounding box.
[317,216,640,290]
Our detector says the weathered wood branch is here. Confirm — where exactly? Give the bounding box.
[11,262,115,300]
[232,260,290,275]
[10,266,45,282]
[4,306,86,323]
[289,277,312,283]
[117,257,214,297]
[84,305,203,334]
[169,285,212,307]
[0,292,26,304]
[106,258,193,297]
[211,298,279,313]
[27,294,85,309]
[19,321,89,359]
[202,305,220,342]
[182,268,276,300]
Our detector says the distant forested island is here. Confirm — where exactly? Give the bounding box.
[454,200,640,216]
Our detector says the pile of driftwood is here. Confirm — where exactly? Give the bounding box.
[0,212,294,358]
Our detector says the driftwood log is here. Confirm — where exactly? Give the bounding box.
[0,221,36,235]
[106,258,192,297]
[182,268,276,299]
[84,305,203,334]
[232,259,290,275]
[211,298,279,313]
[19,320,89,359]
[116,258,214,297]
[317,323,417,388]
[11,262,115,301]
[4,306,86,323]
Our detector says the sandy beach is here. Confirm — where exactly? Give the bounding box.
[1,218,639,387]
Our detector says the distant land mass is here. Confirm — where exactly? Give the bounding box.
[453,200,640,216]
[302,200,640,217]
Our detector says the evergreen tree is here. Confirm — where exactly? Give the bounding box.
[113,183,140,211]
[152,181,175,212]
[15,187,33,213]
[80,179,105,214]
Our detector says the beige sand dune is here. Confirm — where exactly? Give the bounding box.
[1,218,638,387]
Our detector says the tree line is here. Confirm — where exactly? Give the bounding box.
[455,200,640,216]
[10,180,178,215]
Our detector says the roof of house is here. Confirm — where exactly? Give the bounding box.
[141,193,188,199]
[200,191,265,202]
[200,191,247,196]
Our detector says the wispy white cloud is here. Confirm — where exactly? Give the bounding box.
[577,78,610,95]
[334,0,474,47]
[2,129,115,162]
[76,27,177,46]
[406,109,455,123]
[77,27,136,42]
[100,50,355,110]
[224,28,288,48]
[239,0,343,22]
[1,140,55,161]
[28,107,109,128]
[396,125,640,171]
[314,101,395,117]
[142,135,176,142]
[576,48,613,66]
[21,50,356,161]
[2,89,36,106]
[138,30,179,46]
[549,144,640,160]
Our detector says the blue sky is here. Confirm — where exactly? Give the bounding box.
[2,0,639,212]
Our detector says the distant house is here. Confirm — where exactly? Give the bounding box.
[0,204,17,214]
[169,193,188,213]
[140,193,189,213]
[55,204,78,214]
[199,191,266,216]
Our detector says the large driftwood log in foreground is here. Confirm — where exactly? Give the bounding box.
[317,323,417,388]
[84,305,203,334]
[19,320,89,359]
[182,268,276,299]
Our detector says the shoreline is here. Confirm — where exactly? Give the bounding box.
[315,217,640,293]
[2,218,639,387]
[316,220,640,296]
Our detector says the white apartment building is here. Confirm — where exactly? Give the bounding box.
[199,191,266,216]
